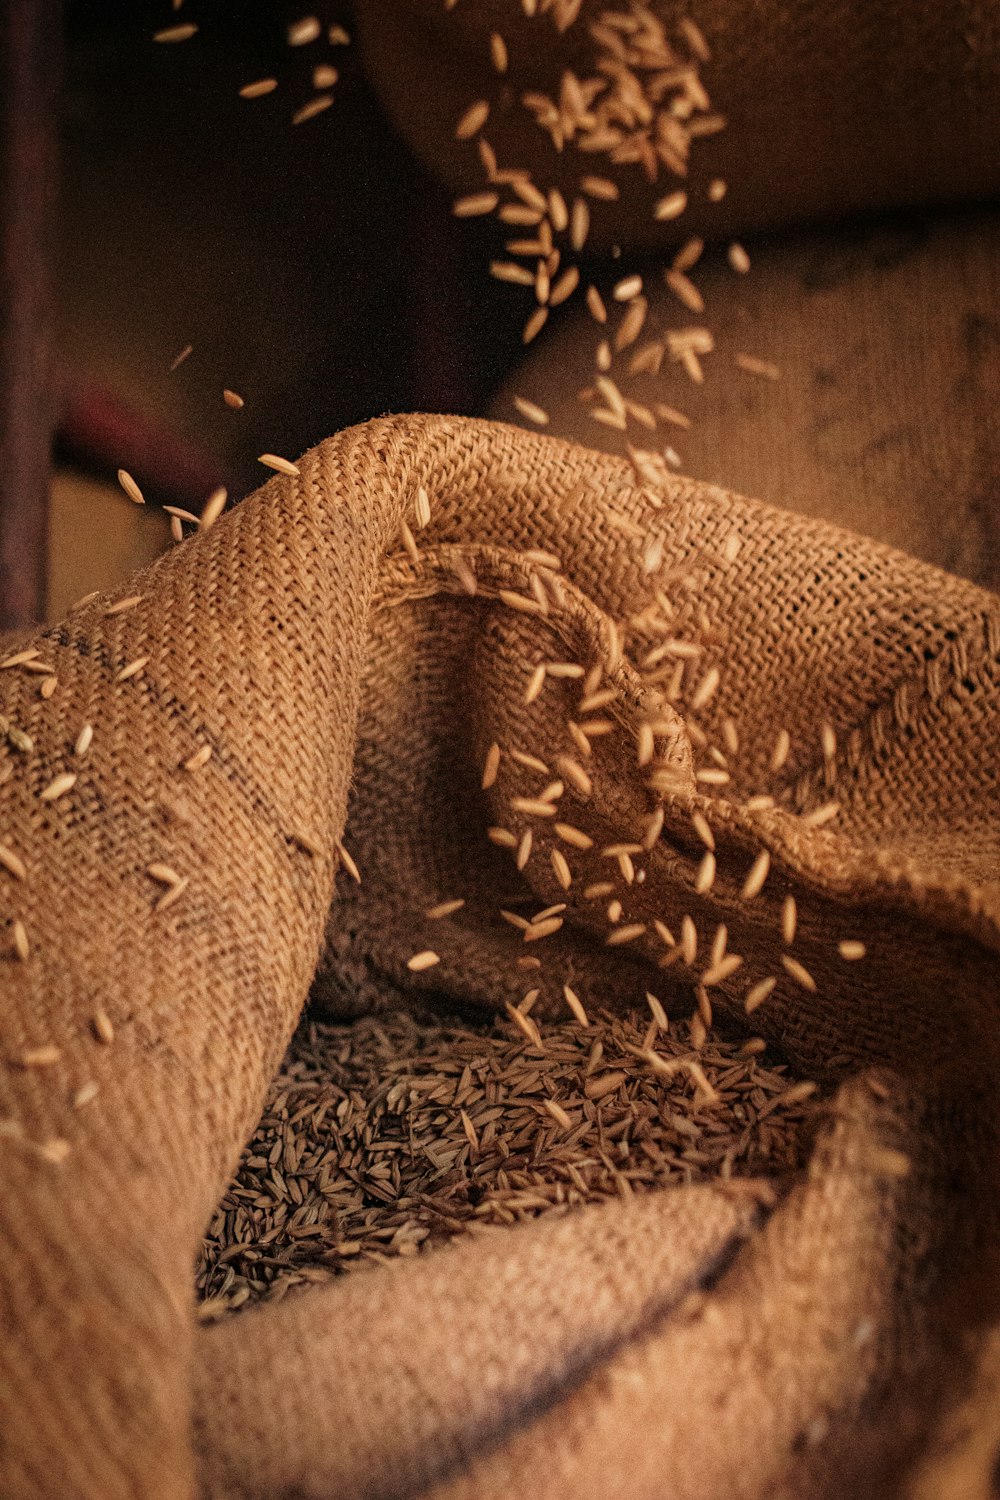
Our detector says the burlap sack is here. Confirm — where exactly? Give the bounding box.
[1,414,999,1498]
[355,0,1000,248]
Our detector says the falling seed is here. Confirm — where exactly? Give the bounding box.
[701,954,743,987]
[524,664,547,704]
[741,849,771,900]
[770,729,791,772]
[691,665,720,710]
[104,595,142,617]
[694,850,716,894]
[164,506,199,524]
[0,843,26,881]
[488,827,517,850]
[313,64,339,89]
[426,899,465,920]
[292,95,333,124]
[1,648,40,668]
[408,951,441,973]
[223,388,245,409]
[511,797,557,819]
[200,487,228,530]
[564,197,589,256]
[11,921,30,962]
[489,32,508,71]
[606,923,646,946]
[482,742,501,790]
[117,469,144,505]
[183,744,213,772]
[73,1081,100,1109]
[708,178,728,201]
[40,773,77,802]
[336,841,361,883]
[782,894,797,944]
[613,274,643,302]
[736,353,781,380]
[20,1043,60,1067]
[555,821,592,850]
[558,984,589,1027]
[169,343,193,372]
[523,916,563,942]
[681,915,698,965]
[581,176,619,202]
[413,486,431,529]
[550,847,572,889]
[117,657,148,683]
[259,454,300,478]
[691,810,715,851]
[505,1000,543,1048]
[781,955,817,992]
[328,24,350,44]
[399,518,420,565]
[92,1009,114,1045]
[728,242,751,273]
[287,15,321,45]
[839,940,867,960]
[744,976,777,1014]
[695,767,730,785]
[645,993,669,1030]
[153,23,198,42]
[523,306,548,344]
[455,100,490,139]
[453,191,500,217]
[514,396,549,426]
[803,802,840,829]
[239,78,278,99]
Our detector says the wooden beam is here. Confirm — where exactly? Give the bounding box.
[0,2,60,630]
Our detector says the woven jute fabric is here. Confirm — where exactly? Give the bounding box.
[354,0,1000,248]
[1,413,999,1498]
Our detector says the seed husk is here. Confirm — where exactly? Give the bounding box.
[259,454,300,477]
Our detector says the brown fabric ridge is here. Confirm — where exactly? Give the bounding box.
[0,414,999,1499]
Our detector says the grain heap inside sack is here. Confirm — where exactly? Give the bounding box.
[197,1005,813,1313]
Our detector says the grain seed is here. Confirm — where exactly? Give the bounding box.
[40,773,77,802]
[117,469,144,505]
[408,951,441,972]
[259,454,300,477]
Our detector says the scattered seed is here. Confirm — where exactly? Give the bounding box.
[455,100,490,139]
[782,895,797,944]
[40,773,76,802]
[514,396,549,426]
[426,899,465,920]
[288,16,321,45]
[20,1043,59,1067]
[92,1009,114,1045]
[741,849,770,900]
[240,78,278,99]
[153,23,198,42]
[839,940,867,960]
[259,454,300,477]
[336,842,361,883]
[408,951,441,973]
[454,191,500,217]
[200,487,228,530]
[781,955,816,991]
[117,658,148,683]
[117,469,144,505]
[562,984,589,1027]
[293,95,333,124]
[104,595,142,617]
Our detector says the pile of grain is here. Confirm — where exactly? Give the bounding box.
[196,1003,816,1318]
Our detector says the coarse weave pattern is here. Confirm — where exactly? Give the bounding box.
[0,414,999,1498]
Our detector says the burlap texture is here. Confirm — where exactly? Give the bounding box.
[1,413,999,1497]
[355,0,1000,248]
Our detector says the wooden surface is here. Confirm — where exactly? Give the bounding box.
[0,2,60,631]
